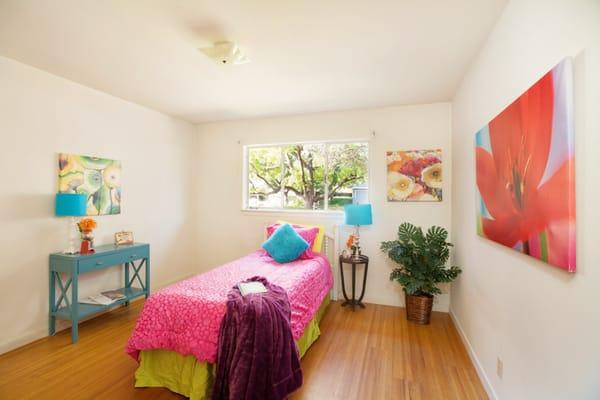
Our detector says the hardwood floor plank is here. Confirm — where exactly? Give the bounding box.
[0,300,487,400]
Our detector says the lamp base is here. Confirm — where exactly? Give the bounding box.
[352,225,362,258]
[63,216,80,254]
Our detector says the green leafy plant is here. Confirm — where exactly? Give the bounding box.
[381,222,461,296]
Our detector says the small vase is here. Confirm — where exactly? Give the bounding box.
[81,230,94,247]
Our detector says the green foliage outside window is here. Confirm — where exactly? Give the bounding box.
[248,142,368,210]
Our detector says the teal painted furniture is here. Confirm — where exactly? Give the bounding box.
[49,243,150,343]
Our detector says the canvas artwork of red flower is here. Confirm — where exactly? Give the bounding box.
[475,58,575,272]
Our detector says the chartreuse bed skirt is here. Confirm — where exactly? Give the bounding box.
[134,296,330,400]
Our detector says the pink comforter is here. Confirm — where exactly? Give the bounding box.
[125,250,333,363]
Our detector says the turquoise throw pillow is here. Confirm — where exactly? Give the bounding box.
[262,223,310,263]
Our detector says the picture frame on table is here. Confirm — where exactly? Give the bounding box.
[114,231,134,246]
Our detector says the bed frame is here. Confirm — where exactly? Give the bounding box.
[322,230,339,301]
[264,225,339,301]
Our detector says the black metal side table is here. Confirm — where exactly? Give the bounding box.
[339,254,369,309]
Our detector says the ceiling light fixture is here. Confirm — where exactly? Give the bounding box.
[199,41,249,65]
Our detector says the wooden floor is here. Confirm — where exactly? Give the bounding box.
[0,300,487,400]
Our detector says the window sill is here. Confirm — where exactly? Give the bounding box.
[241,208,344,218]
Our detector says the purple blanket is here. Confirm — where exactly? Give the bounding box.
[212,276,302,400]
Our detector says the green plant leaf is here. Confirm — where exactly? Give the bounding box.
[381,222,461,296]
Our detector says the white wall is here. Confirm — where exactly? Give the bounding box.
[450,1,600,399]
[195,103,452,310]
[0,56,198,353]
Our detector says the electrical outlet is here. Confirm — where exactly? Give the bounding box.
[496,357,503,380]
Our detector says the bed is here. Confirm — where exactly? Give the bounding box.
[126,229,338,400]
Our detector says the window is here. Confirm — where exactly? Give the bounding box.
[246,141,368,211]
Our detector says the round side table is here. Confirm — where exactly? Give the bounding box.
[339,254,369,310]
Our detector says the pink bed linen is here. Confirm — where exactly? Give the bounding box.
[125,250,333,363]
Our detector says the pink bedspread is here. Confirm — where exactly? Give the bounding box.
[125,250,333,363]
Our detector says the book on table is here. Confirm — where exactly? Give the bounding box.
[80,294,116,306]
[101,289,126,301]
[80,289,126,306]
[238,281,268,296]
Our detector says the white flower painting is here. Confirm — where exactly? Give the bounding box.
[386,149,442,202]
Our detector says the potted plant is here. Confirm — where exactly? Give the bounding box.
[381,222,461,325]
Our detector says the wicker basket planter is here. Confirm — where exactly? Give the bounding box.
[404,292,434,325]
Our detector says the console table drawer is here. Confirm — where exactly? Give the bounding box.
[78,253,126,272]
[78,247,148,273]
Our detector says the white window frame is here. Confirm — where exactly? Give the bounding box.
[242,139,370,214]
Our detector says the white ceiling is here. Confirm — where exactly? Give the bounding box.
[0,0,506,123]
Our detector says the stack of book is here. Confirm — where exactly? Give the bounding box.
[81,290,126,305]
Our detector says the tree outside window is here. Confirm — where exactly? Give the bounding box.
[247,142,368,210]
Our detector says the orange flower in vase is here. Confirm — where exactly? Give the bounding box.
[77,218,97,253]
[347,234,359,257]
[78,218,97,232]
[346,234,355,249]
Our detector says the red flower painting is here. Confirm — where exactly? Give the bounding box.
[475,58,575,271]
[387,150,442,202]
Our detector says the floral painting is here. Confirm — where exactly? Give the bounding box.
[387,149,442,202]
[475,58,575,272]
[58,153,121,215]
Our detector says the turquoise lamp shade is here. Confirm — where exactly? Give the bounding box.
[344,204,372,226]
[55,193,87,217]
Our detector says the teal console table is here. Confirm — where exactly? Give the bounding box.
[49,243,150,343]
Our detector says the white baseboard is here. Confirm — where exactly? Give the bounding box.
[449,310,498,400]
[0,328,49,355]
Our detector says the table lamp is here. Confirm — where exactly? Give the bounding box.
[344,204,372,258]
[55,193,87,254]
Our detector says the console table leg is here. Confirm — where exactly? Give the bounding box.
[71,271,79,344]
[124,262,130,306]
[48,269,56,336]
[145,258,150,298]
